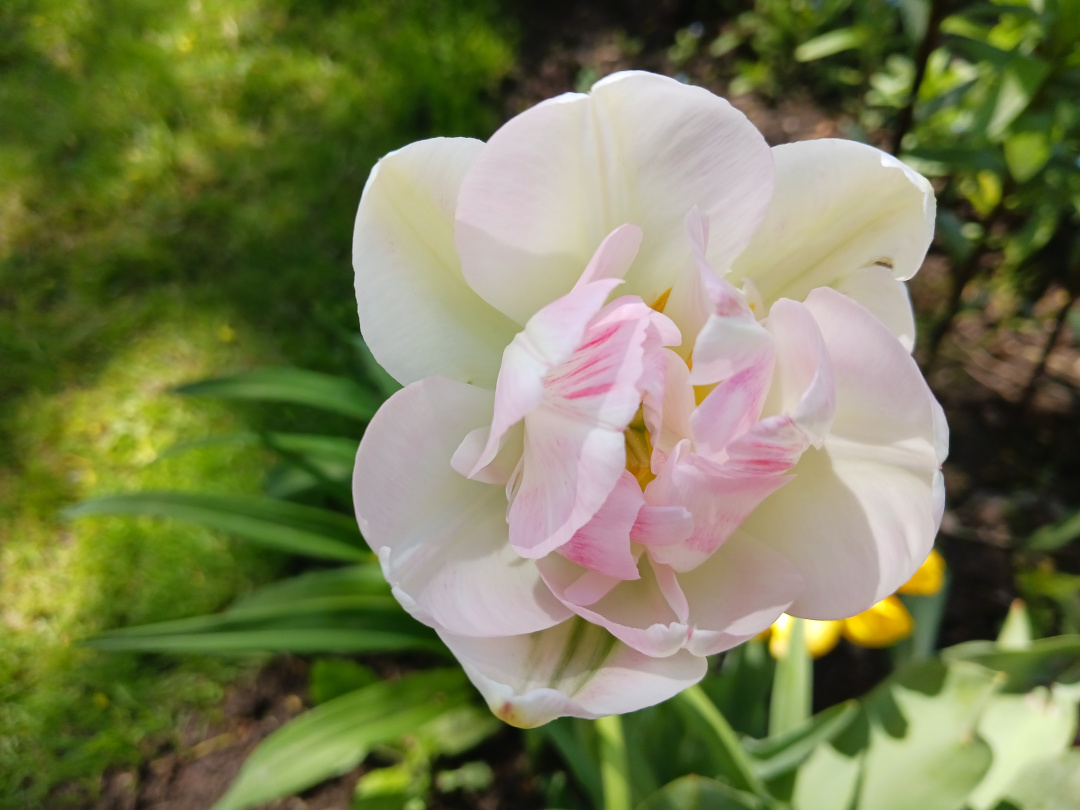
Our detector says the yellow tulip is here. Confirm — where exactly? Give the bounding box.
[841,595,914,648]
[897,548,945,596]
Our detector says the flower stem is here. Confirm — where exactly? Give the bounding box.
[596,714,632,810]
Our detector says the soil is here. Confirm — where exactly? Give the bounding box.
[85,2,1080,807]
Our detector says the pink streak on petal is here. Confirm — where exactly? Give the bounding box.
[690,356,775,459]
[645,441,791,572]
[557,471,644,581]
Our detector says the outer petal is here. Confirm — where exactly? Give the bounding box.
[742,289,946,619]
[439,619,707,728]
[353,138,518,387]
[732,139,935,330]
[353,377,571,637]
[456,71,774,325]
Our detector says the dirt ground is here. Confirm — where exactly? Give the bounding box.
[86,3,1080,807]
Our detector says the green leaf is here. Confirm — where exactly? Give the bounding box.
[673,686,770,801]
[309,660,380,705]
[968,684,1080,810]
[212,669,472,810]
[635,776,763,810]
[84,565,443,655]
[993,750,1080,810]
[173,367,382,421]
[596,714,632,810]
[943,635,1080,691]
[996,599,1034,651]
[988,54,1052,138]
[769,617,811,737]
[533,719,604,809]
[1025,508,1080,553]
[1004,130,1052,182]
[791,738,862,810]
[743,701,859,781]
[65,491,368,561]
[794,26,868,62]
[855,660,997,810]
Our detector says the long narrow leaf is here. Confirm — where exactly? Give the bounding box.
[173,367,382,421]
[212,669,472,810]
[742,701,858,781]
[65,492,368,561]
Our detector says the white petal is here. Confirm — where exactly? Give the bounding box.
[732,139,935,311]
[743,289,946,619]
[439,620,707,727]
[456,71,774,325]
[677,532,803,656]
[354,377,571,637]
[538,554,692,657]
[834,266,917,352]
[354,138,518,387]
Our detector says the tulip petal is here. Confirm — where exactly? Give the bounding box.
[676,532,803,656]
[538,555,692,657]
[439,619,707,727]
[732,139,934,330]
[509,298,675,557]
[645,442,792,572]
[354,138,518,387]
[354,377,571,637]
[742,289,946,619]
[456,71,774,326]
[557,471,644,581]
[835,266,917,353]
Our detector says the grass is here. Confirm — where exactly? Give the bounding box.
[0,0,515,804]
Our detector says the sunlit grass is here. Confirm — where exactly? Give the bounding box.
[0,0,514,803]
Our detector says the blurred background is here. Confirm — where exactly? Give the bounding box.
[1,0,1078,807]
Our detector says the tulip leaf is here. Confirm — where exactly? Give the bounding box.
[1004,130,1052,183]
[790,736,863,810]
[966,685,1080,810]
[65,491,368,561]
[673,686,770,800]
[211,669,472,810]
[942,635,1080,691]
[84,565,442,655]
[533,719,605,810]
[992,750,1080,810]
[635,776,764,810]
[769,617,812,737]
[742,701,859,781]
[853,660,996,810]
[173,367,382,421]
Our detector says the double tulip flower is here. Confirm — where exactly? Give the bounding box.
[352,71,947,727]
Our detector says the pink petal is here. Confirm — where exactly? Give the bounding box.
[353,377,571,637]
[631,504,694,549]
[438,621,707,727]
[557,471,644,581]
[690,358,775,459]
[644,441,791,572]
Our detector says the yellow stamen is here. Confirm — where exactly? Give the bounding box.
[650,288,672,313]
[624,406,655,489]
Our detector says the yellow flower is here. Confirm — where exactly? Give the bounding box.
[764,549,944,657]
[897,548,945,596]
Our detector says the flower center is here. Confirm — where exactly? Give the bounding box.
[624,406,654,490]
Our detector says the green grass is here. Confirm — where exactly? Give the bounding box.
[0,0,514,804]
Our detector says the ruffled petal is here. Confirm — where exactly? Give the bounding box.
[676,532,803,656]
[742,289,946,619]
[509,297,676,557]
[353,377,571,637]
[557,471,644,580]
[644,442,792,572]
[439,619,707,727]
[538,555,692,657]
[353,138,518,387]
[732,139,935,316]
[456,71,774,325]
